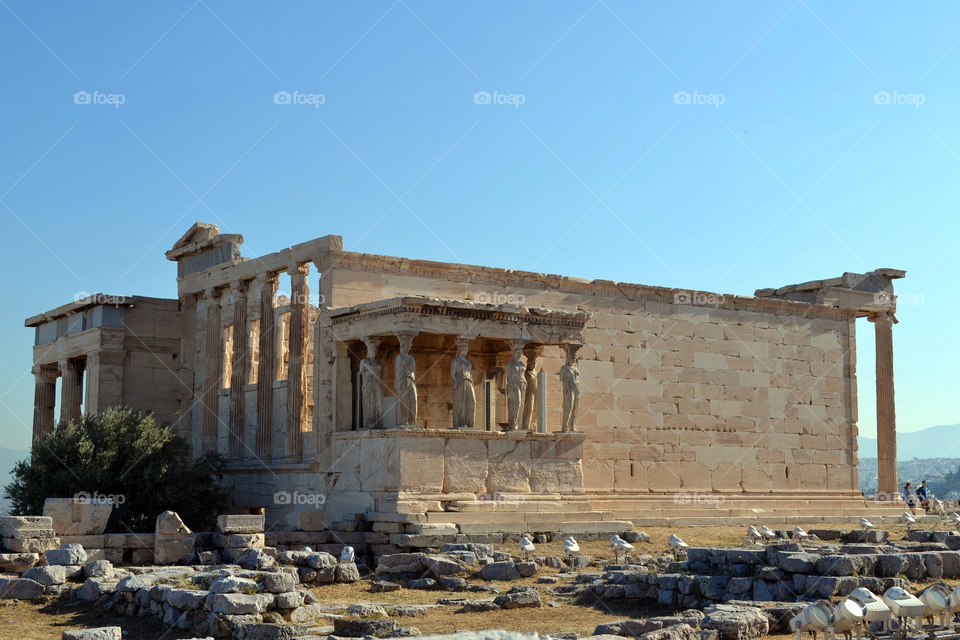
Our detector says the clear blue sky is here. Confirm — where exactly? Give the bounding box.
[1,1,957,453]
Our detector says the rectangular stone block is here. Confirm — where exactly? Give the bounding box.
[43,498,112,536]
[0,528,56,540]
[103,533,154,549]
[85,548,123,563]
[405,523,458,535]
[216,515,264,534]
[2,537,60,553]
[286,510,326,532]
[0,516,53,538]
[59,535,105,548]
[212,533,264,548]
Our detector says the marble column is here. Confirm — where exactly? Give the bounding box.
[202,288,223,453]
[871,312,898,497]
[59,358,84,425]
[32,365,57,443]
[287,263,310,457]
[229,280,251,458]
[256,273,279,457]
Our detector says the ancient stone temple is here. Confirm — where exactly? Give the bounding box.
[26,222,906,532]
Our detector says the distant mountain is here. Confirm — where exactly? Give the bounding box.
[858,423,960,461]
[0,447,28,514]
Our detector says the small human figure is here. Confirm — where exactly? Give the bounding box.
[902,482,918,516]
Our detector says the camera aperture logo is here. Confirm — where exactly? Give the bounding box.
[475,291,525,306]
[474,91,525,108]
[674,290,725,307]
[274,91,325,107]
[74,491,125,505]
[74,91,125,108]
[274,490,325,506]
[674,490,725,508]
[874,91,924,107]
[674,91,724,108]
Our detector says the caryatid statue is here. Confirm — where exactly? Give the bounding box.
[521,346,542,431]
[505,340,527,430]
[394,332,418,426]
[359,338,384,429]
[451,338,476,429]
[560,343,582,432]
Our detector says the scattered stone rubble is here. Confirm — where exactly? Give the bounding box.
[8,519,960,640]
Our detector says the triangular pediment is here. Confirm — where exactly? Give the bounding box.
[170,222,220,252]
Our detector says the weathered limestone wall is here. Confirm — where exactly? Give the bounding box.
[119,301,182,428]
[320,258,859,500]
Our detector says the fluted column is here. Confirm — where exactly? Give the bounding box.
[229,281,250,458]
[871,312,898,496]
[32,365,57,444]
[286,263,309,457]
[256,273,279,457]
[202,288,223,453]
[58,358,84,425]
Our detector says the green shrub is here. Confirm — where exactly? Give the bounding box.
[4,406,229,532]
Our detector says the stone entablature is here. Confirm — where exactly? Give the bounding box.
[326,297,591,343]
[317,251,861,321]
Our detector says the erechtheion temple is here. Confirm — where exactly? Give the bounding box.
[27,223,906,533]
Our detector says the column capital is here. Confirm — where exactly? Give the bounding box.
[288,263,310,277]
[58,358,81,372]
[363,336,382,355]
[869,311,898,326]
[562,342,583,358]
[256,271,280,286]
[203,287,222,301]
[32,364,58,379]
[230,279,250,299]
